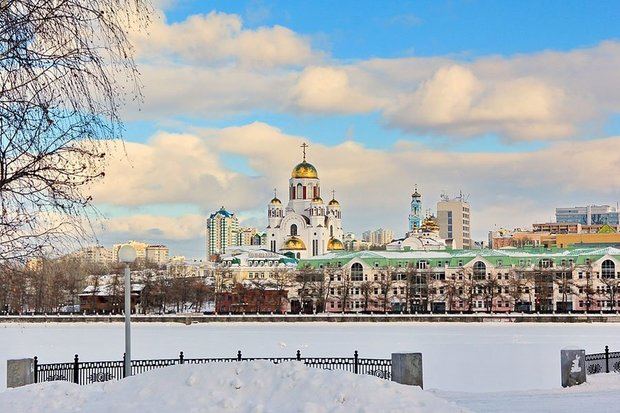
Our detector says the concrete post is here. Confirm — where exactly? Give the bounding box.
[561,349,586,388]
[391,353,423,388]
[7,358,34,388]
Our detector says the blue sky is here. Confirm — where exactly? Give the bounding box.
[93,0,620,257]
[165,1,620,58]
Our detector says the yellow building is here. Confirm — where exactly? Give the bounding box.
[556,225,620,248]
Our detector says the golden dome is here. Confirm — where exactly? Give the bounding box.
[282,236,306,250]
[270,197,282,205]
[327,238,344,251]
[312,197,324,204]
[328,199,340,207]
[292,161,318,179]
[421,216,439,233]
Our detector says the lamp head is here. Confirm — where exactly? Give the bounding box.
[118,244,137,263]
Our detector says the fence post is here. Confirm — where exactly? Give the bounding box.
[179,351,184,364]
[296,350,301,361]
[122,353,126,378]
[561,349,586,387]
[605,345,610,373]
[391,353,423,388]
[354,350,358,374]
[6,358,35,388]
[34,356,38,383]
[73,354,79,384]
[237,350,242,361]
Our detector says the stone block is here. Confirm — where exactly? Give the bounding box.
[7,358,34,388]
[391,353,423,388]
[561,349,586,387]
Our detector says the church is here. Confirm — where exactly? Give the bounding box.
[266,144,344,259]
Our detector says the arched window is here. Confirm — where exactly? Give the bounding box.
[473,261,486,278]
[602,259,615,279]
[330,225,334,237]
[351,263,363,281]
[290,224,298,236]
[296,183,303,199]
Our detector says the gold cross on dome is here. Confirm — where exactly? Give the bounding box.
[300,142,308,161]
[273,188,277,198]
[331,189,336,200]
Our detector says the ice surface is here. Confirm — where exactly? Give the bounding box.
[1,322,619,393]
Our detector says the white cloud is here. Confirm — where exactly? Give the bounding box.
[133,11,320,67]
[129,15,620,141]
[291,66,379,113]
[103,214,204,240]
[93,123,620,252]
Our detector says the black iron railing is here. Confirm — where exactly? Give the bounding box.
[585,346,620,375]
[34,350,391,385]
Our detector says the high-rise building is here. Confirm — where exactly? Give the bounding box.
[408,185,422,233]
[556,205,620,225]
[206,207,240,259]
[362,228,394,246]
[145,244,169,266]
[77,245,113,264]
[112,240,149,262]
[437,193,471,249]
[112,241,169,265]
[237,227,258,246]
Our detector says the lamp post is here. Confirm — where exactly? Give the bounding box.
[118,244,137,378]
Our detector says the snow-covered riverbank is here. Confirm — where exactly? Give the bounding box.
[1,322,618,393]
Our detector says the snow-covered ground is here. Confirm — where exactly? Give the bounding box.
[1,322,619,394]
[3,359,620,413]
[0,361,467,413]
[434,373,620,413]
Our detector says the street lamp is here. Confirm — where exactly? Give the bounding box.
[118,244,137,378]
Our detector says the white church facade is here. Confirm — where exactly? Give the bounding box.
[266,144,344,259]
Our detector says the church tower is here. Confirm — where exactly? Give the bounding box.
[266,143,344,259]
[408,185,422,233]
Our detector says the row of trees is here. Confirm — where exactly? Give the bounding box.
[214,263,620,314]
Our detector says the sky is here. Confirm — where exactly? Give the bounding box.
[92,0,620,258]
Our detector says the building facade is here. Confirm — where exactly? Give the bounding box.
[266,146,344,259]
[437,194,471,249]
[556,205,620,225]
[206,207,240,259]
[298,247,620,313]
[362,228,394,246]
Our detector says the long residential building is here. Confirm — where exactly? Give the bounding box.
[297,247,620,313]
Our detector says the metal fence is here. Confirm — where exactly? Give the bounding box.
[585,346,620,375]
[34,350,392,385]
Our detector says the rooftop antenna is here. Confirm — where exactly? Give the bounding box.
[300,142,308,161]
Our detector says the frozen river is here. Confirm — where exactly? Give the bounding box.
[1,322,619,393]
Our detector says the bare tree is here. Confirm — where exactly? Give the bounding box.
[0,0,151,262]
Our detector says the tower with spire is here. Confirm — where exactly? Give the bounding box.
[408,185,422,233]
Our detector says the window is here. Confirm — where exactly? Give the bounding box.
[290,224,298,236]
[351,263,364,281]
[602,260,615,279]
[473,261,486,279]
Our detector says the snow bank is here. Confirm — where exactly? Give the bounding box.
[0,361,467,413]
[436,373,620,413]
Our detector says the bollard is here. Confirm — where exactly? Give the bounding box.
[391,353,423,388]
[561,349,586,387]
[7,359,35,388]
